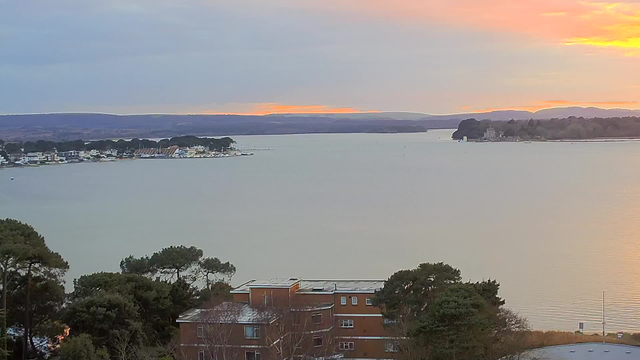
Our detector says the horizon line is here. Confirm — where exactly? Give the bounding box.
[2,105,640,117]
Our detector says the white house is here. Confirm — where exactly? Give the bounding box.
[483,127,498,141]
[26,152,44,163]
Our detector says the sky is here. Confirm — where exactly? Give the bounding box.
[1,0,639,115]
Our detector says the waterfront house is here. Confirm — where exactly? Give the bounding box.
[61,151,80,161]
[483,127,498,141]
[8,153,22,163]
[43,153,59,162]
[104,149,119,157]
[178,278,396,360]
[26,152,44,163]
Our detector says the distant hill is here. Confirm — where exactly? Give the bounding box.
[271,107,640,121]
[0,113,459,141]
[425,107,640,121]
[532,107,640,119]
[426,110,534,121]
[2,107,640,141]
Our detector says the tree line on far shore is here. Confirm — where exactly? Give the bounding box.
[0,136,236,155]
[452,117,640,140]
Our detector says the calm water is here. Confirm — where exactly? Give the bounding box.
[2,129,640,333]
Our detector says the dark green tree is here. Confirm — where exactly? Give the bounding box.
[503,128,516,137]
[0,219,34,359]
[198,281,233,304]
[19,242,68,360]
[70,272,174,344]
[7,275,65,357]
[148,246,203,281]
[199,257,236,288]
[169,279,201,325]
[119,256,154,276]
[63,292,144,352]
[0,219,68,360]
[3,144,21,154]
[58,334,97,360]
[374,262,461,320]
[374,262,529,360]
[413,284,492,360]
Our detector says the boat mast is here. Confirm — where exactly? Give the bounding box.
[602,291,606,343]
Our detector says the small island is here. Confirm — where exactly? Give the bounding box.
[0,135,252,167]
[452,116,640,141]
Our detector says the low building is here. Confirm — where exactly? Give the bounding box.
[178,278,396,360]
[60,151,80,161]
[25,152,44,163]
[483,127,498,141]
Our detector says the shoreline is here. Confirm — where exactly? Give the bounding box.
[0,152,253,170]
[467,137,640,143]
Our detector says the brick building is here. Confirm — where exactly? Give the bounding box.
[177,278,399,360]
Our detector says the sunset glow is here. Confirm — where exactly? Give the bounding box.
[201,103,378,116]
[2,0,640,114]
[297,0,640,53]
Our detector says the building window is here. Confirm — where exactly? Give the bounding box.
[385,341,400,353]
[352,296,358,305]
[366,297,373,306]
[340,296,347,305]
[197,324,204,338]
[339,342,355,351]
[244,326,260,339]
[339,319,354,328]
[313,336,323,347]
[246,351,261,360]
[312,312,322,324]
[198,349,205,360]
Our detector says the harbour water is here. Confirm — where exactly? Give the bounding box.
[2,129,640,333]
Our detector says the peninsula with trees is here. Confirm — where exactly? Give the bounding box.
[0,136,250,167]
[452,116,640,141]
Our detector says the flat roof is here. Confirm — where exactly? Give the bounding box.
[524,343,640,360]
[299,280,384,293]
[231,278,301,293]
[177,302,277,324]
[231,278,384,294]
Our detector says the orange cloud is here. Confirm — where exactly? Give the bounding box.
[541,11,567,17]
[292,0,640,53]
[200,103,378,115]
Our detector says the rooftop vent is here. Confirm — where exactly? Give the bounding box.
[312,287,325,291]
